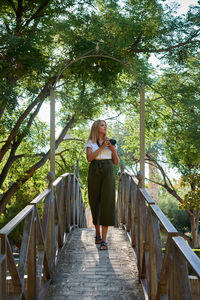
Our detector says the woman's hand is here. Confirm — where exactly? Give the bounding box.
[101,139,110,149]
[108,143,116,152]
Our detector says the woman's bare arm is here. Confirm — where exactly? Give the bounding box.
[110,144,119,165]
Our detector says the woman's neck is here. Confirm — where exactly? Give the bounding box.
[98,134,104,142]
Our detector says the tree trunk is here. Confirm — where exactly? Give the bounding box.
[190,213,200,248]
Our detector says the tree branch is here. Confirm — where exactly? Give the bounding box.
[145,153,183,203]
[0,115,76,215]
[23,0,51,28]
[7,0,17,13]
[0,101,43,189]
[128,32,200,54]
[149,85,182,117]
[14,153,45,159]
[0,76,56,163]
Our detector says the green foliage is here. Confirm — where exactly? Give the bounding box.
[180,174,200,210]
[158,188,190,232]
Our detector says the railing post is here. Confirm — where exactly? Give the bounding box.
[71,166,76,226]
[0,235,7,300]
[65,175,71,233]
[130,179,136,247]
[47,171,55,272]
[139,87,145,187]
[136,171,144,281]
[50,87,56,174]
[27,207,36,299]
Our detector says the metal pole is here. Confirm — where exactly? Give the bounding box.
[50,87,55,174]
[139,87,145,187]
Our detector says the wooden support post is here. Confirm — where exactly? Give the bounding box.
[47,171,55,272]
[0,235,7,300]
[139,87,145,187]
[71,166,76,226]
[136,171,144,281]
[27,212,36,299]
[50,87,56,174]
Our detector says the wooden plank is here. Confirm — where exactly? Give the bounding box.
[121,175,126,223]
[61,172,73,178]
[30,189,50,205]
[158,237,170,297]
[137,185,144,279]
[71,175,76,226]
[0,205,34,235]
[6,239,22,293]
[42,193,51,241]
[151,211,162,278]
[174,244,193,300]
[150,204,178,233]
[0,235,7,300]
[65,176,71,233]
[0,254,6,264]
[27,216,36,299]
[124,172,139,185]
[45,189,55,273]
[148,211,159,299]
[172,236,200,278]
[18,211,34,279]
[52,176,63,187]
[140,188,155,204]
[130,181,136,247]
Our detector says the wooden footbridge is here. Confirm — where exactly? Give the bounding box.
[0,170,200,300]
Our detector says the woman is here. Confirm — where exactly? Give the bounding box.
[85,119,119,250]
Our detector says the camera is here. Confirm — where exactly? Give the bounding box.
[109,139,116,145]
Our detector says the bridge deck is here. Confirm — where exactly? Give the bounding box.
[45,227,145,300]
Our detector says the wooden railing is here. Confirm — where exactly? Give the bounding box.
[0,170,86,300]
[117,171,200,300]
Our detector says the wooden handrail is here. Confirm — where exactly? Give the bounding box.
[0,171,86,300]
[117,171,200,300]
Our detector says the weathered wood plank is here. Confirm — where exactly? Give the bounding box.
[30,189,50,205]
[27,216,36,299]
[173,236,200,278]
[150,204,178,233]
[42,193,51,241]
[6,239,22,293]
[174,244,193,300]
[0,205,34,235]
[0,235,7,300]
[52,176,63,187]
[140,188,155,204]
[65,176,71,233]
[18,211,34,279]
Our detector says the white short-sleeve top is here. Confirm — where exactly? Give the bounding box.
[84,140,117,160]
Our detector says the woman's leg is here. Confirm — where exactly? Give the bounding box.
[95,224,100,236]
[102,225,108,241]
[100,225,108,250]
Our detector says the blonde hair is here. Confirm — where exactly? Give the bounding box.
[88,119,107,143]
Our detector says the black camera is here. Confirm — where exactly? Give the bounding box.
[109,139,116,145]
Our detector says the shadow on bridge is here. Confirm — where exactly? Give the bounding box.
[45,227,144,300]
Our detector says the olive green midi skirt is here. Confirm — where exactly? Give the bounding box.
[88,159,115,226]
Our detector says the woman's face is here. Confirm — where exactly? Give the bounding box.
[98,120,107,135]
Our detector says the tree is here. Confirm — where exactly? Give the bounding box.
[0,0,199,221]
[116,52,200,246]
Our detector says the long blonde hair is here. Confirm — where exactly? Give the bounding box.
[88,119,108,143]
